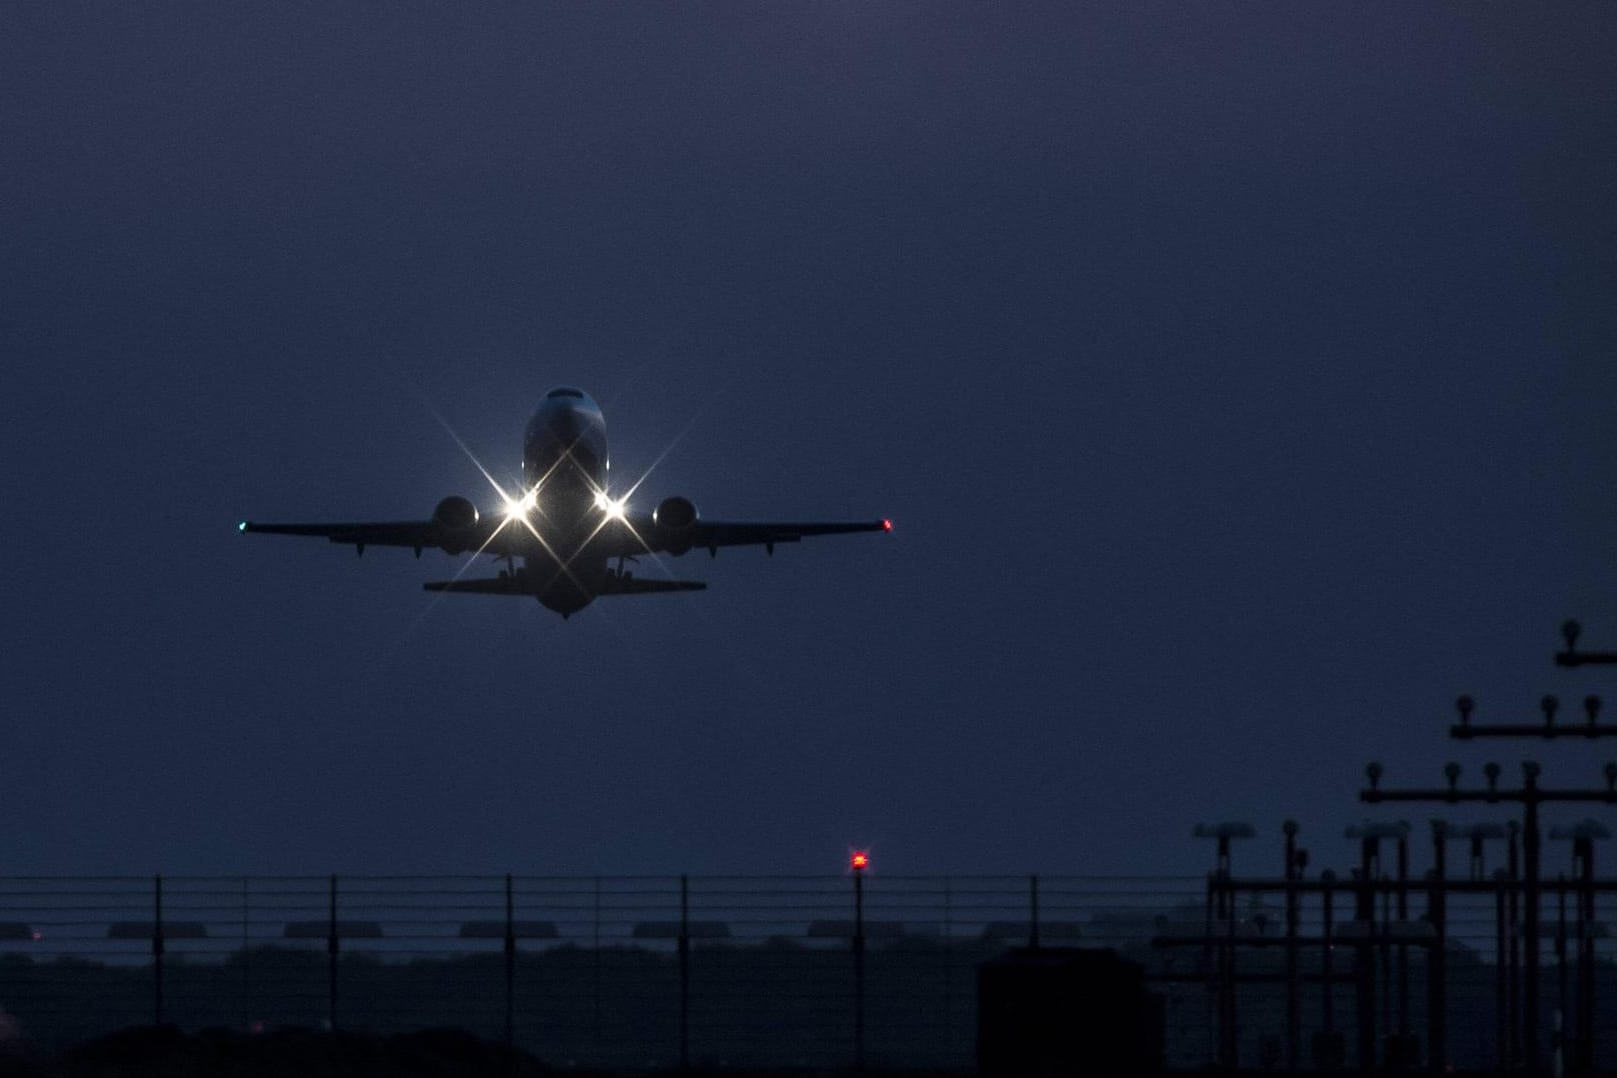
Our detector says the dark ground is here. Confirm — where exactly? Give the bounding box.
[0,1026,1609,1078]
[0,1025,972,1076]
[0,1027,968,1078]
[0,1025,549,1077]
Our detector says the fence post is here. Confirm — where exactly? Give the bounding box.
[1429,827,1448,1075]
[241,876,251,1032]
[1556,878,1568,1078]
[1322,872,1336,1040]
[679,874,689,1069]
[1496,868,1509,1072]
[1396,832,1411,1058]
[505,873,515,1049]
[1225,870,1239,1070]
[328,874,339,1032]
[1204,873,1217,1066]
[942,875,953,1061]
[1284,821,1300,1074]
[1355,842,1376,1073]
[1508,822,1521,1070]
[153,874,164,1026]
[593,875,602,1060]
[853,868,865,1069]
[1576,835,1596,1074]
[1028,874,1040,949]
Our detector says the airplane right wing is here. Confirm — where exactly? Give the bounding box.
[597,515,891,559]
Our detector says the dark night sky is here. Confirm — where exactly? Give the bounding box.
[3,5,1616,878]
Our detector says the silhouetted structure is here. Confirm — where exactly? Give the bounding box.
[1161,621,1617,1076]
[978,947,1163,1077]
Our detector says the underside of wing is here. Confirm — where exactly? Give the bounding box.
[239,517,527,559]
[596,515,890,559]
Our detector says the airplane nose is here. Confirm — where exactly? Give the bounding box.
[548,408,585,443]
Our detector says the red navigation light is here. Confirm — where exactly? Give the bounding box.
[881,519,893,532]
[850,850,870,871]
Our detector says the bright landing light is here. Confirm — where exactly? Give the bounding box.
[503,489,538,519]
[593,490,627,520]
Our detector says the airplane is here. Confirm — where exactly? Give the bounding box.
[239,387,891,618]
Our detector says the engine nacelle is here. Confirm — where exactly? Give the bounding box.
[433,495,479,530]
[432,496,480,552]
[653,495,699,554]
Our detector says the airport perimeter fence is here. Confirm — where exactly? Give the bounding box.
[0,873,1609,1069]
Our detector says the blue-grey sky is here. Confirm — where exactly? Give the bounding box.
[3,4,1616,878]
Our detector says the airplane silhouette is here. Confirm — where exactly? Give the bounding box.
[240,388,890,617]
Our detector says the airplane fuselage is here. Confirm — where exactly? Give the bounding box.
[518,387,613,615]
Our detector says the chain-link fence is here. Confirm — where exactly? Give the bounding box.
[0,873,1610,1069]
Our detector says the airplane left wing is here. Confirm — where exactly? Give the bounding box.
[238,518,528,559]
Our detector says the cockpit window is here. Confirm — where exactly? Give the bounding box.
[547,387,585,399]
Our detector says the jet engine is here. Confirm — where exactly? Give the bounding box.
[432,495,479,553]
[653,495,699,554]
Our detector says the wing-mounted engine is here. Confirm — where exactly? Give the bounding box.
[432,495,480,554]
[653,495,699,555]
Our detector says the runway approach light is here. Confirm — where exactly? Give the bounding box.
[850,851,870,871]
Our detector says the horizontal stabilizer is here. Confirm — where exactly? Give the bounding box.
[423,575,535,596]
[596,574,706,596]
[422,573,706,598]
